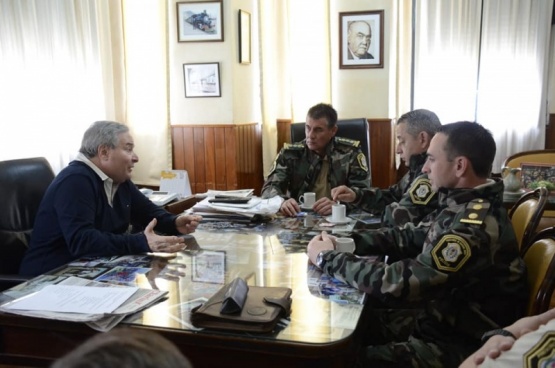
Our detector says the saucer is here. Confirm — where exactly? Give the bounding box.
[300,204,314,211]
[325,216,351,225]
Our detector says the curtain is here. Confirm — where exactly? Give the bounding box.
[258,0,331,177]
[0,0,124,174]
[477,0,553,173]
[413,0,483,124]
[413,0,553,173]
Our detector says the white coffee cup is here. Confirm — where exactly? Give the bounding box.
[335,237,355,253]
[299,192,316,208]
[332,204,346,222]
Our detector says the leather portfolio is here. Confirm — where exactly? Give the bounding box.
[191,277,292,333]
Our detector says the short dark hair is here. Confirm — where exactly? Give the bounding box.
[397,109,441,138]
[51,328,193,368]
[438,121,496,178]
[307,103,338,128]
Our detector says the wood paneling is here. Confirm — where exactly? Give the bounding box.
[546,114,555,149]
[171,123,263,195]
[275,118,397,189]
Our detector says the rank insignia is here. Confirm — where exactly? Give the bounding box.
[357,153,368,172]
[524,331,555,367]
[460,199,490,225]
[431,234,471,272]
[408,178,435,205]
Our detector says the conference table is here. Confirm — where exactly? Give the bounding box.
[0,213,373,367]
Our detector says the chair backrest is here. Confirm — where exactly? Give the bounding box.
[508,187,549,255]
[501,149,555,180]
[290,118,371,169]
[0,157,55,276]
[523,227,555,315]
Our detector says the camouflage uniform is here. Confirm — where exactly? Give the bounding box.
[260,137,370,200]
[355,153,429,215]
[318,179,528,367]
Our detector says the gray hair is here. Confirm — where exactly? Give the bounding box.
[397,109,441,138]
[79,121,129,158]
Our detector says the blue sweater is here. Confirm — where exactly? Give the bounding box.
[20,161,180,276]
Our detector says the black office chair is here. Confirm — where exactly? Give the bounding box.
[0,157,55,291]
[290,117,371,173]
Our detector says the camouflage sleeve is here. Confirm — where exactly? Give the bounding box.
[321,203,525,310]
[261,149,291,199]
[354,181,405,214]
[381,177,438,227]
[345,149,371,197]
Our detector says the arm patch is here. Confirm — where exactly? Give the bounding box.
[431,234,471,272]
[408,178,435,205]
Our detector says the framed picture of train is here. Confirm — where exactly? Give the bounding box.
[177,1,224,42]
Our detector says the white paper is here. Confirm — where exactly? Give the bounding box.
[160,170,191,198]
[3,285,138,314]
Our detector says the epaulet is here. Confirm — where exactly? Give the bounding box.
[335,136,360,148]
[460,198,490,225]
[408,177,435,205]
[283,142,304,150]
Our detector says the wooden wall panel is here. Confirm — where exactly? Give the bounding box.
[547,114,555,149]
[171,123,262,195]
[276,119,292,153]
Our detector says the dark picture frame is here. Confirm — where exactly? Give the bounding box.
[339,10,384,69]
[238,9,251,64]
[520,162,555,190]
[176,1,224,42]
[183,62,221,98]
[192,250,226,284]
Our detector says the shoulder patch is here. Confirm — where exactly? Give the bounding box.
[431,234,471,272]
[283,142,304,150]
[357,153,368,172]
[460,198,490,225]
[335,136,360,147]
[524,331,555,366]
[408,178,435,205]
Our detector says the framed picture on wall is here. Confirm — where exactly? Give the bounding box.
[339,10,384,69]
[176,1,224,42]
[238,9,251,64]
[183,62,221,98]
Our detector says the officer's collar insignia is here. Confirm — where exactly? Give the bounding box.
[336,136,360,147]
[408,178,434,205]
[431,234,471,272]
[357,153,368,172]
[460,199,489,225]
[524,331,555,366]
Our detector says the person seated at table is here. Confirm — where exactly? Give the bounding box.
[332,109,441,222]
[460,308,555,368]
[307,121,528,367]
[261,102,371,217]
[20,121,202,277]
[51,328,193,368]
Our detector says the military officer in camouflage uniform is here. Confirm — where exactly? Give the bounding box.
[332,109,441,222]
[308,121,527,367]
[261,103,370,217]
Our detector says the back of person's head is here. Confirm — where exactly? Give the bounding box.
[51,328,193,368]
[307,103,338,128]
[397,109,441,138]
[438,121,496,178]
[79,121,129,159]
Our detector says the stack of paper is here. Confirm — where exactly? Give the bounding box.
[0,276,167,332]
[191,195,283,217]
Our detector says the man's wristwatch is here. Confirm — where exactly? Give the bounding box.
[481,329,517,344]
[315,251,326,269]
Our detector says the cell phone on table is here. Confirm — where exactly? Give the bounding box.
[208,196,251,204]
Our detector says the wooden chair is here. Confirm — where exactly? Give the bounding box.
[501,149,555,174]
[523,227,555,315]
[508,187,549,255]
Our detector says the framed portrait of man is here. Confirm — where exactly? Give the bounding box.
[339,10,384,69]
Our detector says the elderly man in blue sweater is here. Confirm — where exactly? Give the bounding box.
[20,121,201,276]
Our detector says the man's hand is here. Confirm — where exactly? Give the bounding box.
[307,231,335,265]
[175,214,202,234]
[312,197,335,216]
[144,219,186,253]
[331,185,356,203]
[280,198,301,217]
